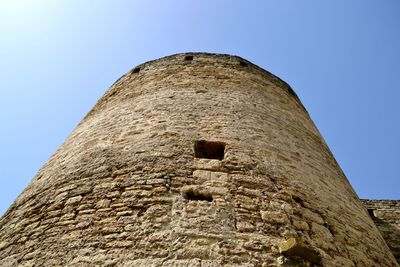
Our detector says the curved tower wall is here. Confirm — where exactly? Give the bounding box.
[0,53,397,266]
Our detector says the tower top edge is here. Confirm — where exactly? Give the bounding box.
[84,52,309,122]
[131,52,299,97]
[109,52,306,112]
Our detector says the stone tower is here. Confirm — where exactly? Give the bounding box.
[0,53,397,266]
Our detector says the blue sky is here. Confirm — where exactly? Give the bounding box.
[0,1,399,216]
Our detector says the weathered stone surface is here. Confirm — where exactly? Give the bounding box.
[0,53,398,266]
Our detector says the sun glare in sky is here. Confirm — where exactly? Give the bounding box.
[1,0,49,25]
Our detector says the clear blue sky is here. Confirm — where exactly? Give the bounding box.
[0,1,399,216]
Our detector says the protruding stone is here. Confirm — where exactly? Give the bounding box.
[279,238,321,265]
[95,199,111,209]
[65,195,83,206]
[292,220,310,231]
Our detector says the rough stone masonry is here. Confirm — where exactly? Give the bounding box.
[0,53,398,266]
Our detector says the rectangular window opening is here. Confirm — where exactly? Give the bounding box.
[184,55,194,61]
[184,191,213,202]
[194,140,225,160]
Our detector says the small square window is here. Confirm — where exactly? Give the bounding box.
[194,140,225,160]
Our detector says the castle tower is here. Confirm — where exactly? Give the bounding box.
[0,53,397,266]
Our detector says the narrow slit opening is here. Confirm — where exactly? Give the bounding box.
[292,195,304,205]
[367,209,376,219]
[184,191,213,202]
[239,61,248,67]
[194,140,225,160]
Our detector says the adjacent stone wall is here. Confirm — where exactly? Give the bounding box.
[0,53,398,266]
[362,199,400,263]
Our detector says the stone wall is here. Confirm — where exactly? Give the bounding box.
[362,199,400,263]
[0,53,398,266]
